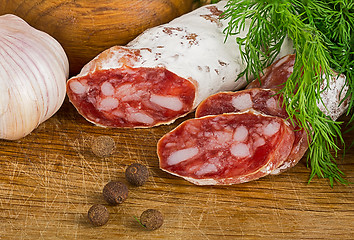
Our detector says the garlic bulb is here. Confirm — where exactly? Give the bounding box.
[0,14,69,140]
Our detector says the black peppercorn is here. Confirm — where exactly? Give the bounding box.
[102,181,128,205]
[88,204,109,227]
[140,209,164,230]
[125,163,149,186]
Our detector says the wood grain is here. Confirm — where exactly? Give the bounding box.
[0,1,353,238]
[0,98,353,239]
[0,0,194,75]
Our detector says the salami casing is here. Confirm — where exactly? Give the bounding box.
[66,1,247,127]
[195,88,309,174]
[158,110,295,185]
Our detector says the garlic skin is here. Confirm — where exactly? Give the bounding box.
[0,14,69,140]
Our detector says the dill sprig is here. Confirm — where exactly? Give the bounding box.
[222,0,353,186]
[296,0,354,119]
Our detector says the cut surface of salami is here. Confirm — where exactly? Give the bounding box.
[67,66,196,127]
[158,110,295,185]
[195,88,308,175]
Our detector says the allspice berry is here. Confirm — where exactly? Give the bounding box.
[91,136,115,157]
[103,181,128,205]
[140,209,164,230]
[88,204,109,227]
[125,163,149,186]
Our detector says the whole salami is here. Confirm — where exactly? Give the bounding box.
[157,110,295,185]
[66,1,293,128]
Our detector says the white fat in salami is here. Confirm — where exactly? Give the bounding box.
[195,88,309,175]
[68,1,293,128]
[158,110,295,185]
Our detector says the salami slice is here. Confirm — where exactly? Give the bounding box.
[195,88,309,175]
[158,110,295,185]
[66,1,293,128]
[195,88,288,118]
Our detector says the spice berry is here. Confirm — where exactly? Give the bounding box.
[103,181,128,205]
[88,204,109,227]
[140,209,164,230]
[91,136,116,157]
[125,163,149,186]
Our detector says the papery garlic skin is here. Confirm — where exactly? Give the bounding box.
[0,14,69,140]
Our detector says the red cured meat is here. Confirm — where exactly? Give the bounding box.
[158,111,295,185]
[67,66,196,128]
[195,88,309,174]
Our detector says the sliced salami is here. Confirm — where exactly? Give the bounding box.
[195,88,308,175]
[158,110,295,185]
[66,1,293,128]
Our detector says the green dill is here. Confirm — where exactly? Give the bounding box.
[222,0,353,186]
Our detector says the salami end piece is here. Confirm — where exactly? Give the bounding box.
[158,110,295,185]
[247,54,349,121]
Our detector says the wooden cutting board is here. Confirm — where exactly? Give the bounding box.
[0,98,353,239]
